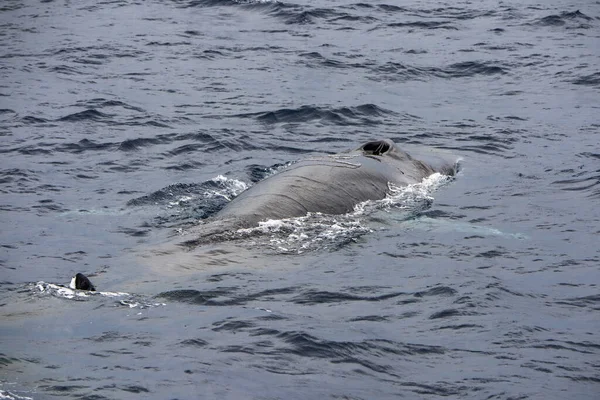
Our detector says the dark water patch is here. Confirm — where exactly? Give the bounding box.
[156,286,296,306]
[299,51,367,69]
[578,152,600,160]
[571,72,600,87]
[72,57,105,65]
[375,4,408,13]
[275,7,344,25]
[405,49,428,54]
[0,109,16,124]
[347,315,389,322]
[399,381,468,397]
[0,354,21,367]
[485,282,530,299]
[552,172,600,198]
[420,209,466,219]
[475,249,507,258]
[328,14,378,23]
[75,174,98,179]
[386,20,458,30]
[213,319,255,332]
[444,61,508,77]
[195,49,227,59]
[85,331,131,343]
[183,29,203,36]
[292,289,405,305]
[561,375,600,383]
[235,104,397,126]
[179,338,209,347]
[532,10,594,27]
[436,324,484,330]
[118,136,171,151]
[0,168,37,187]
[168,142,224,155]
[277,333,446,361]
[437,143,512,157]
[562,340,600,351]
[121,385,149,393]
[147,41,191,46]
[20,115,50,124]
[179,0,268,7]
[249,328,281,337]
[74,98,145,112]
[116,227,150,237]
[531,340,595,355]
[414,286,457,297]
[11,145,52,156]
[32,201,68,213]
[47,64,83,75]
[135,118,177,129]
[55,139,115,154]
[205,272,251,283]
[164,161,205,171]
[373,60,508,82]
[57,109,110,122]
[40,385,89,394]
[429,308,463,319]
[308,136,353,144]
[555,294,600,310]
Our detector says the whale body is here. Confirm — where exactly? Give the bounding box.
[214,139,455,228]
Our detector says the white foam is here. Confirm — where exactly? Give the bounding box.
[354,172,451,215]
[167,195,193,207]
[209,175,248,201]
[232,172,453,253]
[33,281,165,311]
[0,390,34,400]
[35,282,129,299]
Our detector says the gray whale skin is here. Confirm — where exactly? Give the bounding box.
[215,139,455,228]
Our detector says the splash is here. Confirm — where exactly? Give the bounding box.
[354,172,452,215]
[0,390,34,400]
[32,282,165,309]
[35,282,129,300]
[233,172,453,253]
[167,175,248,208]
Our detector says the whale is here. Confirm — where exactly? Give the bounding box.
[213,139,456,229]
[134,139,456,272]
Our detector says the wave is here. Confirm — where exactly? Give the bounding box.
[373,60,508,82]
[531,10,594,27]
[55,138,114,153]
[127,175,248,225]
[383,20,458,30]
[571,72,600,87]
[234,104,398,126]
[552,174,600,198]
[298,51,369,69]
[57,109,110,122]
[552,153,600,198]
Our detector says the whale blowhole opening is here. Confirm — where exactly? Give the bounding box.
[362,140,391,156]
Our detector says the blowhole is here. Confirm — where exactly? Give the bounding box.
[361,140,390,156]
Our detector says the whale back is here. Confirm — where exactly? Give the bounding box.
[214,139,453,227]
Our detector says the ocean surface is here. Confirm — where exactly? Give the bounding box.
[1,0,599,399]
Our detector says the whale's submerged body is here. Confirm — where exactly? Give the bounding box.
[214,139,456,229]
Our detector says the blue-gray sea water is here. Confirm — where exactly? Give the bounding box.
[1,0,599,399]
